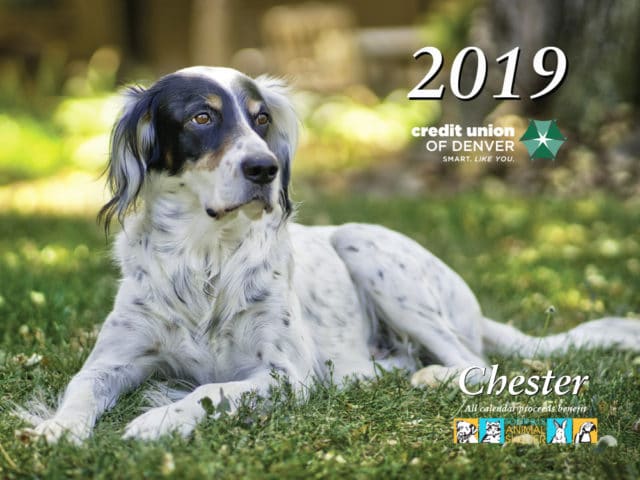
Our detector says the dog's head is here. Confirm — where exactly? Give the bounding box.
[456,421,476,441]
[99,66,298,228]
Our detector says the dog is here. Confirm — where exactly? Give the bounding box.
[16,66,640,444]
[480,421,501,443]
[574,421,597,443]
[456,421,478,443]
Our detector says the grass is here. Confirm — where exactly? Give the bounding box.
[0,189,639,479]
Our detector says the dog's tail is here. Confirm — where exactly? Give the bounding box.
[482,316,640,357]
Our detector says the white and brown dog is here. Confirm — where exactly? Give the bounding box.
[456,421,478,443]
[16,67,640,443]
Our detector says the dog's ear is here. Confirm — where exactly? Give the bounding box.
[254,76,299,216]
[470,424,477,434]
[98,86,158,230]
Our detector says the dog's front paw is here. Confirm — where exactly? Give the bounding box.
[410,365,461,388]
[123,403,201,441]
[16,418,90,445]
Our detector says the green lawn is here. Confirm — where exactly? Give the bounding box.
[0,190,639,479]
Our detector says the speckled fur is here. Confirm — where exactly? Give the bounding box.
[17,67,640,443]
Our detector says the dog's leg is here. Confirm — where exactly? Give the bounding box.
[123,370,275,440]
[331,224,489,378]
[331,224,640,388]
[16,314,154,444]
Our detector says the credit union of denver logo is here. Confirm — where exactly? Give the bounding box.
[453,417,597,444]
[519,119,567,160]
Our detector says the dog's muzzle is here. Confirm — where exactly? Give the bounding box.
[204,154,278,219]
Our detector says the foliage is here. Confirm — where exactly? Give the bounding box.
[0,45,126,185]
[0,190,639,478]
[417,0,480,55]
[0,114,64,184]
[0,95,120,185]
[0,86,440,184]
[1,39,441,185]
[295,88,440,173]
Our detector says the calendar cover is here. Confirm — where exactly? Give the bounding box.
[0,1,638,478]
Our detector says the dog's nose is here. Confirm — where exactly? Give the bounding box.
[241,156,278,185]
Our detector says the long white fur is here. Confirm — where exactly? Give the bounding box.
[16,67,640,444]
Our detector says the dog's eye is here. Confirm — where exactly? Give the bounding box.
[255,112,270,126]
[192,113,211,125]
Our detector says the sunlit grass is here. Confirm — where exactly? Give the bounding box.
[0,171,107,216]
[0,189,638,478]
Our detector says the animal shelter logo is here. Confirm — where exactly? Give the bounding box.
[503,418,546,443]
[454,417,598,444]
[519,119,567,160]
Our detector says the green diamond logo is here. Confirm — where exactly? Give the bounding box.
[520,119,566,160]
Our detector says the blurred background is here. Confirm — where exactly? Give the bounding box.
[1,0,640,364]
[1,0,640,215]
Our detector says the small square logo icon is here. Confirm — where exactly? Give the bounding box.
[547,418,572,444]
[479,418,504,444]
[453,418,479,443]
[572,418,598,444]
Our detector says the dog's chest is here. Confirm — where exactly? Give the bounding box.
[120,224,303,381]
